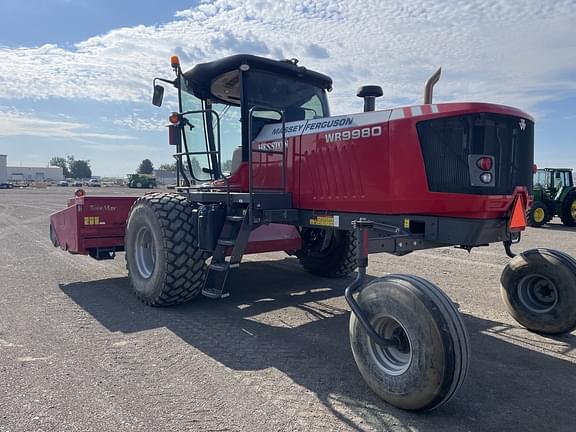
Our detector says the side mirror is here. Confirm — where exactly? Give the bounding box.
[152,84,165,107]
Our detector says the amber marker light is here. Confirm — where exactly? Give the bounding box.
[169,112,181,124]
[171,55,180,68]
[74,188,85,197]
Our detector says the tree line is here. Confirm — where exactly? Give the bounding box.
[49,156,224,178]
[50,156,92,179]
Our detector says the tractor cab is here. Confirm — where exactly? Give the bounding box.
[153,54,332,188]
[533,168,573,199]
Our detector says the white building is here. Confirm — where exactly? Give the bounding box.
[0,155,7,183]
[0,154,64,182]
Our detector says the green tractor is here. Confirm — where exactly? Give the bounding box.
[127,174,157,189]
[527,168,576,227]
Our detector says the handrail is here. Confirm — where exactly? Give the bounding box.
[173,109,222,184]
[247,106,286,225]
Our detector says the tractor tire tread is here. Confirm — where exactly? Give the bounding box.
[297,230,358,278]
[126,193,207,307]
[500,248,576,334]
[560,191,576,227]
[349,274,470,411]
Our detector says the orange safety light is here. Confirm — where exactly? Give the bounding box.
[509,196,527,231]
[171,55,180,68]
[169,112,181,124]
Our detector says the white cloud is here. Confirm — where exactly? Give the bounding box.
[0,0,575,115]
[0,108,135,140]
[111,115,166,132]
[79,143,156,152]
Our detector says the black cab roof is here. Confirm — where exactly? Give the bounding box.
[182,54,332,103]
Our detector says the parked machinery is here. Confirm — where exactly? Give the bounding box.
[50,55,576,411]
[527,168,576,227]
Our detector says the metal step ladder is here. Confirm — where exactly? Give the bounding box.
[201,205,252,299]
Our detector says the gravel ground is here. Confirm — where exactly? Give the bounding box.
[1,187,575,432]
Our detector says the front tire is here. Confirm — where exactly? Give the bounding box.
[296,228,357,278]
[501,248,576,334]
[125,193,208,306]
[560,191,576,227]
[349,275,470,411]
[526,201,550,227]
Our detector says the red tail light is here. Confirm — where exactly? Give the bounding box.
[476,157,493,171]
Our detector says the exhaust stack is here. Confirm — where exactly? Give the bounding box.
[357,85,383,112]
[423,67,442,104]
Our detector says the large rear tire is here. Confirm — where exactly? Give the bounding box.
[560,191,576,227]
[500,248,576,334]
[296,228,357,278]
[125,193,208,306]
[349,275,470,411]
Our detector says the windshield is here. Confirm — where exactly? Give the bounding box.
[245,70,329,120]
[180,90,241,181]
[179,69,329,182]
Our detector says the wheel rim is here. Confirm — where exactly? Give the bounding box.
[367,316,412,376]
[571,201,576,220]
[134,226,156,279]
[301,228,336,257]
[517,274,558,313]
[533,207,545,223]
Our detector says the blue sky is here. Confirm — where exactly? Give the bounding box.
[0,0,575,176]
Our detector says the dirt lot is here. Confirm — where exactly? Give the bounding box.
[1,187,575,432]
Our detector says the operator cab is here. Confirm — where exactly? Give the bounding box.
[534,168,573,197]
[156,54,332,185]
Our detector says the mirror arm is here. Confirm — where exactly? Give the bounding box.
[153,77,176,87]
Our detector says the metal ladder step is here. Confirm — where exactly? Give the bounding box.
[202,206,251,299]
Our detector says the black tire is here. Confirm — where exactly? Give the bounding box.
[296,228,357,278]
[526,201,550,227]
[500,248,576,334]
[136,182,143,189]
[349,275,470,411]
[49,224,59,247]
[125,193,208,306]
[560,191,576,227]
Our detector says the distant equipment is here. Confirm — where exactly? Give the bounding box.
[527,167,576,227]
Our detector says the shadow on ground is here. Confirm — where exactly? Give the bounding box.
[535,222,576,232]
[60,258,576,432]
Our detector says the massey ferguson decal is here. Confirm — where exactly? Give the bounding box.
[255,110,390,142]
[304,117,353,131]
[252,104,451,143]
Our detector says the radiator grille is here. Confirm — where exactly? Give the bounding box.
[417,113,533,195]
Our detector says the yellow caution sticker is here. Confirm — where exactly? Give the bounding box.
[84,216,101,225]
[310,215,340,227]
[403,218,410,229]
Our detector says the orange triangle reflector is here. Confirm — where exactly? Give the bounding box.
[509,196,527,231]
